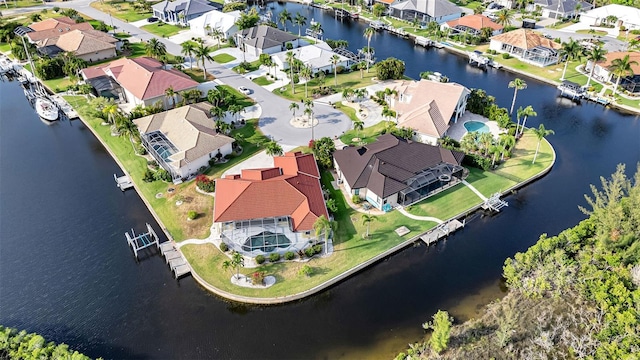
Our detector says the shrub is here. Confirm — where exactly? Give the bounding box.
[352,194,362,204]
[299,264,313,277]
[304,247,316,258]
[326,198,338,213]
[135,144,147,155]
[155,169,172,182]
[187,210,198,220]
[255,255,266,264]
[251,271,266,285]
[269,253,280,262]
[284,251,295,260]
[312,244,323,254]
[293,74,299,84]
[336,65,345,74]
[463,153,492,171]
[501,53,511,59]
[219,242,229,252]
[196,174,215,192]
[208,158,216,167]
[143,169,155,182]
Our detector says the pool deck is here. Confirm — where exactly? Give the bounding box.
[448,112,505,141]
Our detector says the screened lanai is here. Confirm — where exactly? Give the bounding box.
[140,130,181,180]
[219,217,318,255]
[398,163,467,206]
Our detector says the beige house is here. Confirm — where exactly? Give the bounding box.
[45,29,117,62]
[134,103,235,181]
[386,79,470,145]
[586,51,640,93]
[490,29,561,67]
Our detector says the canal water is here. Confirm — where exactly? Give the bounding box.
[1,4,639,358]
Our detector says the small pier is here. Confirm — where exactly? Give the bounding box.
[420,219,465,245]
[583,93,610,106]
[51,95,78,119]
[125,223,160,258]
[159,242,191,279]
[114,173,134,191]
[482,193,508,212]
[388,27,409,38]
[369,20,387,31]
[557,80,585,100]
[468,51,502,69]
[415,36,433,48]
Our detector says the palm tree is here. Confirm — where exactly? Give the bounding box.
[210,106,226,122]
[229,104,243,123]
[289,102,299,119]
[279,9,292,32]
[145,38,166,59]
[230,251,244,280]
[353,119,364,139]
[532,124,554,164]
[30,13,42,22]
[585,45,607,88]
[313,215,336,255]
[300,64,313,98]
[286,51,297,93]
[499,134,516,161]
[363,27,375,72]
[304,98,315,140]
[508,78,527,115]
[309,21,322,40]
[518,105,537,137]
[330,54,341,86]
[479,132,494,156]
[103,102,120,125]
[559,38,583,81]
[265,140,283,157]
[494,9,513,27]
[181,41,196,69]
[609,54,639,96]
[294,12,307,37]
[211,27,224,49]
[357,60,366,79]
[342,88,354,102]
[164,86,176,110]
[194,42,214,81]
[362,213,376,238]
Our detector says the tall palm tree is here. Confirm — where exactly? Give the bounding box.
[289,102,299,119]
[508,78,527,115]
[559,38,583,81]
[479,132,494,156]
[309,21,322,40]
[353,119,364,139]
[231,251,244,280]
[518,105,537,137]
[286,51,297,93]
[494,9,513,27]
[194,42,214,81]
[342,88,354,102]
[300,64,313,98]
[515,106,525,137]
[181,41,196,69]
[103,102,120,125]
[145,38,166,59]
[165,86,176,110]
[279,9,292,32]
[304,98,315,140]
[211,27,224,49]
[609,54,639,96]
[532,124,554,164]
[313,215,336,255]
[294,12,307,37]
[330,54,341,86]
[265,140,283,157]
[210,106,226,122]
[498,134,516,161]
[363,27,375,72]
[585,45,607,88]
[362,213,376,238]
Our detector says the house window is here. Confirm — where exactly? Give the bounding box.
[354,189,359,195]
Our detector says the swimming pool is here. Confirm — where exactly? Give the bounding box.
[242,231,291,253]
[464,121,490,134]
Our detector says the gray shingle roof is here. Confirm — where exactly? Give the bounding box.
[391,0,462,18]
[240,25,298,50]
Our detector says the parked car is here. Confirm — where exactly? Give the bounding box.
[238,86,251,95]
[147,17,159,23]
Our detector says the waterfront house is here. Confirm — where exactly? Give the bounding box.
[333,134,467,211]
[385,79,470,145]
[40,29,118,62]
[442,14,504,37]
[271,42,350,75]
[389,0,463,25]
[236,25,300,57]
[152,0,217,26]
[134,102,234,181]
[213,152,329,255]
[80,57,199,107]
[489,29,561,67]
[526,0,593,20]
[578,4,640,31]
[188,9,240,38]
[586,51,640,93]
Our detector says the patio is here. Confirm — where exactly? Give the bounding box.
[447,112,503,141]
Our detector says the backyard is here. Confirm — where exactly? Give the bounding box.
[90,0,153,23]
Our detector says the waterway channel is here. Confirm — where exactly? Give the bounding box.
[1,4,640,358]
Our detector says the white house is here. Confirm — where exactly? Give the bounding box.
[134,103,235,181]
[271,42,350,74]
[188,10,240,38]
[490,29,561,67]
[236,25,301,57]
[390,0,463,24]
[578,4,640,31]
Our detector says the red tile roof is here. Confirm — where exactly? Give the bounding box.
[81,57,198,101]
[445,14,503,31]
[29,16,77,32]
[601,51,640,75]
[214,152,328,231]
[26,22,94,42]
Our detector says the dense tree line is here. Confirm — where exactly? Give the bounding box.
[398,164,640,359]
[0,325,96,360]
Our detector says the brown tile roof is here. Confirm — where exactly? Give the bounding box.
[214,152,328,231]
[333,134,465,198]
[81,57,198,101]
[133,103,233,168]
[377,0,395,4]
[28,16,77,31]
[54,29,116,56]
[26,22,94,42]
[389,79,470,138]
[445,14,503,31]
[601,51,640,75]
[490,29,561,50]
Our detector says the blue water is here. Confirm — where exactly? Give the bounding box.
[464,120,490,133]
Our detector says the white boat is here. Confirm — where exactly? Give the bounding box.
[35,97,59,121]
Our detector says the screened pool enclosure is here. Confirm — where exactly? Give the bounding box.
[140,130,181,181]
[398,163,467,206]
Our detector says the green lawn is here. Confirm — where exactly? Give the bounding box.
[0,43,13,55]
[217,84,255,110]
[141,23,184,38]
[204,121,269,178]
[407,185,484,219]
[43,77,74,93]
[576,29,608,36]
[252,76,273,86]
[277,69,378,102]
[232,59,261,74]
[182,68,215,83]
[0,0,49,9]
[339,119,394,145]
[90,1,152,23]
[212,53,235,64]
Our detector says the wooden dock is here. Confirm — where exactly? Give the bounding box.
[114,173,134,191]
[420,219,465,245]
[51,95,78,119]
[159,242,191,279]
